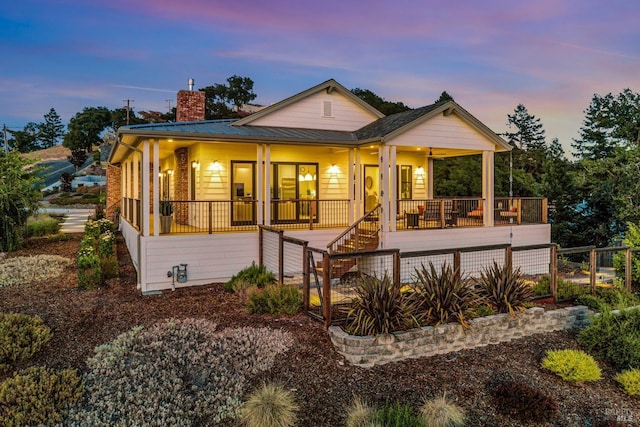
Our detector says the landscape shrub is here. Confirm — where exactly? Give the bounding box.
[578,308,640,370]
[77,245,102,289]
[225,262,276,292]
[66,318,292,426]
[246,284,302,316]
[0,366,83,427]
[99,256,119,279]
[615,369,640,397]
[345,396,377,427]
[489,377,557,423]
[0,312,52,369]
[542,349,601,382]
[419,393,465,427]
[478,261,534,315]
[0,255,72,288]
[238,383,298,427]
[556,277,589,300]
[412,262,480,329]
[344,274,419,336]
[375,401,423,427]
[25,214,60,237]
[575,293,608,312]
[98,230,115,258]
[532,275,551,296]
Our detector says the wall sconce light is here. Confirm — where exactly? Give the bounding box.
[191,160,199,169]
[211,160,221,172]
[328,164,340,175]
[158,172,163,178]
[415,166,425,177]
[166,169,173,176]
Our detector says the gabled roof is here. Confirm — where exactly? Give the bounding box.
[232,79,385,126]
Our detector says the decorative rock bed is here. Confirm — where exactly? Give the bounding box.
[328,306,590,367]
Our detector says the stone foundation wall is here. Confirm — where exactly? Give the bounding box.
[329,306,589,367]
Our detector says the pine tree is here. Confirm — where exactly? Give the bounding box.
[503,104,547,184]
[39,108,64,148]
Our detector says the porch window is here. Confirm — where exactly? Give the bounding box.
[271,163,318,223]
[231,161,256,225]
[399,165,412,200]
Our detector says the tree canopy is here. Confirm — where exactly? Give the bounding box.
[350,88,410,115]
[63,106,112,151]
[200,75,257,119]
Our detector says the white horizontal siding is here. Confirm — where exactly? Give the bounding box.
[391,113,496,151]
[140,233,259,292]
[248,91,378,131]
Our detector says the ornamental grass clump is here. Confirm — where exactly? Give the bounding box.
[238,383,298,427]
[615,369,640,397]
[0,255,72,287]
[0,366,84,427]
[419,393,465,427]
[225,262,276,292]
[345,274,419,336]
[345,396,378,427]
[25,214,60,237]
[412,262,480,328]
[478,261,534,315]
[0,312,52,369]
[542,349,601,382]
[66,318,292,426]
[375,401,423,427]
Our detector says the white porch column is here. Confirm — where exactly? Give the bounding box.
[348,148,355,223]
[141,140,150,237]
[354,148,362,219]
[389,146,397,232]
[379,145,390,235]
[256,144,264,225]
[482,150,494,227]
[152,139,159,237]
[264,145,271,225]
[427,157,434,199]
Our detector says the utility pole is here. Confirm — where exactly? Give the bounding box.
[123,99,134,125]
[166,99,172,110]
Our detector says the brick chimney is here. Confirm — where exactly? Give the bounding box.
[176,78,205,122]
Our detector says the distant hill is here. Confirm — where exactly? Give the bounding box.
[21,145,71,163]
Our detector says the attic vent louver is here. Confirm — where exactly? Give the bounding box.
[322,101,333,118]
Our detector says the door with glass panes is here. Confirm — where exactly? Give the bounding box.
[271,163,318,223]
[230,161,256,225]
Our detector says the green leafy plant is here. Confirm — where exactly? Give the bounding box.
[542,349,601,382]
[0,312,52,369]
[375,401,423,427]
[225,262,276,292]
[556,277,588,300]
[345,274,419,336]
[98,230,115,258]
[419,393,465,427]
[25,214,60,237]
[489,377,558,423]
[532,275,551,296]
[77,245,102,289]
[475,304,496,317]
[478,261,534,315]
[0,366,84,426]
[246,284,302,316]
[615,369,640,397]
[412,262,480,328]
[578,308,640,370]
[160,200,174,216]
[238,383,298,427]
[345,396,377,427]
[100,256,119,279]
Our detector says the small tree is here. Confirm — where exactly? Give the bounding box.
[0,152,42,251]
[68,149,88,172]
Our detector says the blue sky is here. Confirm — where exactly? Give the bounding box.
[1,0,638,154]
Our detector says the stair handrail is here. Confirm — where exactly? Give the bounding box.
[326,204,381,253]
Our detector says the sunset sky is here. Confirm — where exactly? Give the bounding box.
[1,0,638,154]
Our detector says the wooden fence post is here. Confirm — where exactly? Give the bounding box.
[454,250,461,281]
[550,245,558,302]
[625,247,632,292]
[590,248,596,295]
[505,246,513,268]
[393,250,400,286]
[278,229,284,285]
[302,242,309,313]
[323,252,331,328]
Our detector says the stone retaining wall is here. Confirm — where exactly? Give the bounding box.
[328,306,589,367]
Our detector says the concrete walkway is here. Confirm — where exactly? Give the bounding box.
[41,207,94,233]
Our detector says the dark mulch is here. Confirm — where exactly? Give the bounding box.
[1,234,638,426]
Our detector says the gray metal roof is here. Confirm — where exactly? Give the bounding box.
[354,102,446,140]
[119,119,358,143]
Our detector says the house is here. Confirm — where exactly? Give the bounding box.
[107,79,550,293]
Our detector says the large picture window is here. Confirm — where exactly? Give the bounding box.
[271,162,318,223]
